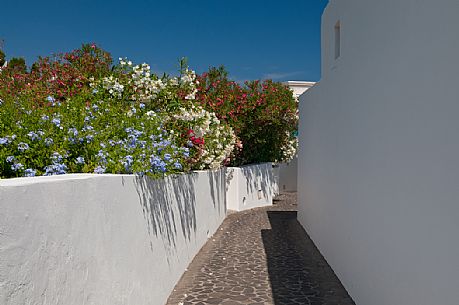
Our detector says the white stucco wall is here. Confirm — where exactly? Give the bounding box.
[0,171,226,305]
[278,157,297,192]
[226,163,276,211]
[298,1,459,305]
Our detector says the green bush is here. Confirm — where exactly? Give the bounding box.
[0,47,235,178]
[196,66,298,166]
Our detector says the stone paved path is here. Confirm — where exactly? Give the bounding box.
[166,193,355,305]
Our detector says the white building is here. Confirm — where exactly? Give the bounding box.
[284,81,315,99]
[298,1,459,305]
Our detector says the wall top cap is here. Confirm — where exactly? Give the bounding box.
[283,81,316,87]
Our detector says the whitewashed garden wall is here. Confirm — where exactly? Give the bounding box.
[0,170,226,305]
[278,157,297,192]
[225,163,278,211]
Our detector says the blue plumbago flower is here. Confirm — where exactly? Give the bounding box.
[183,149,190,158]
[68,128,78,137]
[138,140,146,148]
[94,165,106,174]
[150,155,167,173]
[164,153,172,162]
[11,162,24,171]
[18,142,29,152]
[86,135,94,143]
[67,128,79,144]
[126,138,137,149]
[44,163,67,176]
[150,155,161,166]
[44,138,54,146]
[27,131,41,141]
[139,103,145,109]
[97,150,106,158]
[6,156,15,163]
[125,127,141,137]
[133,130,143,139]
[97,150,107,164]
[51,152,63,163]
[158,162,167,173]
[122,155,134,171]
[41,115,49,121]
[131,108,137,114]
[24,168,36,177]
[92,89,98,94]
[100,143,106,148]
[0,137,8,145]
[161,139,171,146]
[82,125,94,132]
[174,161,182,170]
[75,156,85,164]
[51,117,61,127]
[46,96,55,103]
[92,105,99,111]
[187,141,194,147]
[27,132,37,140]
[43,153,67,175]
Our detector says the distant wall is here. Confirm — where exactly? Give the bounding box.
[0,171,226,305]
[278,157,298,192]
[298,1,459,305]
[226,163,276,211]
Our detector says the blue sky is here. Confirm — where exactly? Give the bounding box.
[1,0,328,82]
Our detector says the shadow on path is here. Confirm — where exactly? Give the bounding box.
[262,209,355,305]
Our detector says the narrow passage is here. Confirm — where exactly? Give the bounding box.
[166,193,355,305]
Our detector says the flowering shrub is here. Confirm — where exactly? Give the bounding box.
[196,66,298,166]
[0,93,190,178]
[171,105,235,169]
[0,44,297,179]
[91,57,197,111]
[0,44,111,104]
[0,47,234,178]
[89,58,235,171]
